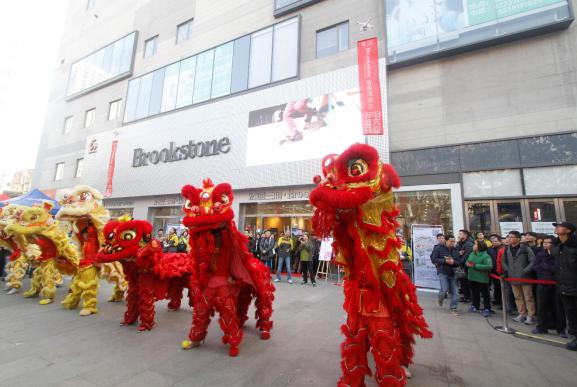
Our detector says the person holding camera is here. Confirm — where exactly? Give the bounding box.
[275,230,293,283]
[431,235,461,316]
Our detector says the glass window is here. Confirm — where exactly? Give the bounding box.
[193,49,214,103]
[460,140,520,170]
[144,36,158,58]
[76,159,84,178]
[385,0,571,67]
[519,133,577,166]
[108,100,121,120]
[230,36,251,94]
[55,163,65,181]
[316,22,348,59]
[496,202,524,234]
[271,17,299,82]
[66,32,136,99]
[211,43,234,98]
[248,27,273,88]
[160,62,181,113]
[124,78,140,123]
[123,17,299,123]
[63,116,73,134]
[463,169,523,198]
[87,0,95,10]
[563,201,577,225]
[85,108,96,128]
[391,146,460,175]
[467,202,492,237]
[523,165,577,196]
[243,201,314,215]
[108,208,134,219]
[176,56,197,108]
[529,201,557,234]
[134,73,154,120]
[148,68,165,116]
[177,19,194,44]
[275,0,300,9]
[394,189,453,235]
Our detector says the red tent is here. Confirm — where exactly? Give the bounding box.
[0,193,11,202]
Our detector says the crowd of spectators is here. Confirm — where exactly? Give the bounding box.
[430,223,577,351]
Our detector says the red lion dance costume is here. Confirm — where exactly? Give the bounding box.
[309,143,432,387]
[181,178,275,357]
[94,217,192,332]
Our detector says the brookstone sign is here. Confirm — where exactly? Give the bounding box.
[132,137,231,167]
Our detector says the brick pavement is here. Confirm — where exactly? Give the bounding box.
[0,275,576,387]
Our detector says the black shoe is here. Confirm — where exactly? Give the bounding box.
[491,301,501,306]
[507,310,514,316]
[566,338,577,351]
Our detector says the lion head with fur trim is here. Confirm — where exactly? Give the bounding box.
[5,202,56,235]
[0,204,20,228]
[56,185,108,223]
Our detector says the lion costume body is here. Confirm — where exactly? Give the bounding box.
[94,217,193,332]
[309,143,432,387]
[56,185,127,303]
[181,178,275,357]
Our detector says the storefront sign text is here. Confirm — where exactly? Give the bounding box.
[248,189,311,201]
[153,197,186,206]
[104,200,134,207]
[132,137,231,167]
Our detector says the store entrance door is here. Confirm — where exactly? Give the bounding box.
[465,198,577,236]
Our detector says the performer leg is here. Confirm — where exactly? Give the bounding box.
[39,260,58,305]
[236,286,252,327]
[121,275,140,326]
[62,270,82,309]
[254,280,275,340]
[167,277,185,311]
[216,286,243,357]
[184,287,216,348]
[137,280,156,331]
[6,255,28,293]
[77,266,100,316]
[24,262,42,297]
[339,314,370,387]
[368,317,406,387]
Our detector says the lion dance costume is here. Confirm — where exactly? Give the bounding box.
[309,143,432,387]
[56,186,127,304]
[0,205,43,295]
[94,217,193,332]
[181,178,275,356]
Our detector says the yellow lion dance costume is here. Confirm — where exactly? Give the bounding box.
[56,185,127,303]
[1,204,44,295]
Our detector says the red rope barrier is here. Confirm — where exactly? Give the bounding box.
[489,273,555,285]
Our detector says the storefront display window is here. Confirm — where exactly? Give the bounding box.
[108,207,134,219]
[152,206,183,235]
[243,201,314,215]
[394,189,453,238]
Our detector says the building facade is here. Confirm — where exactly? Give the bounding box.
[9,168,34,196]
[32,0,577,239]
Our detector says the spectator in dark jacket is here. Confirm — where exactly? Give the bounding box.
[457,230,474,303]
[550,222,577,351]
[531,236,567,338]
[488,235,503,308]
[502,231,536,325]
[431,235,461,315]
[244,231,255,253]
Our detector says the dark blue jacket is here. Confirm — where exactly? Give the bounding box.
[431,243,461,276]
[533,249,555,282]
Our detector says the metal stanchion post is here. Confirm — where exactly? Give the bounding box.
[495,275,516,334]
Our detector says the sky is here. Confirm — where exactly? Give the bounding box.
[0,0,69,191]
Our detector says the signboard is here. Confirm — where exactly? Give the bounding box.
[319,238,334,261]
[357,37,383,135]
[193,49,215,103]
[500,221,524,236]
[245,88,364,167]
[103,141,118,198]
[412,226,443,289]
[211,42,234,98]
[531,222,556,235]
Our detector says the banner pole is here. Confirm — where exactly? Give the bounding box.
[495,276,515,334]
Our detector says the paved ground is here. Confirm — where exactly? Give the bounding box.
[0,275,576,387]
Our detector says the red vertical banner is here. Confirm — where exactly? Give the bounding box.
[103,141,118,198]
[357,38,383,135]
